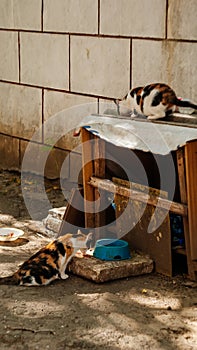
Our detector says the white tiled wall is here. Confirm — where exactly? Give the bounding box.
[132,40,168,87]
[0,31,19,82]
[43,0,98,34]
[44,90,97,120]
[20,33,69,89]
[100,0,166,38]
[0,0,196,177]
[44,90,97,150]
[0,0,42,30]
[168,0,197,40]
[70,36,130,97]
[0,82,42,139]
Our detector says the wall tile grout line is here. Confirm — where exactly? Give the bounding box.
[165,0,169,39]
[0,80,115,101]
[97,98,100,114]
[41,0,44,32]
[98,0,100,35]
[68,35,71,91]
[18,140,20,168]
[42,89,44,144]
[129,38,132,90]
[0,28,196,43]
[0,131,81,155]
[18,32,21,83]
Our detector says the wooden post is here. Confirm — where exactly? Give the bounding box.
[81,129,106,239]
[184,142,197,261]
[177,147,196,280]
[81,128,95,228]
[93,136,106,233]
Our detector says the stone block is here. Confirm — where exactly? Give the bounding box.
[132,40,197,102]
[68,252,154,283]
[43,216,62,236]
[20,140,69,179]
[44,0,98,33]
[0,31,18,82]
[44,90,97,120]
[45,146,70,179]
[69,152,82,183]
[20,140,44,174]
[20,33,69,89]
[71,36,130,98]
[168,0,197,40]
[48,207,67,220]
[0,214,16,226]
[0,82,42,139]
[43,207,67,236]
[132,40,168,87]
[163,41,197,102]
[100,0,166,38]
[44,90,97,150]
[0,0,41,30]
[0,134,20,170]
[98,99,117,114]
[26,220,52,238]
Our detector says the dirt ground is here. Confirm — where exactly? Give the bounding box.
[0,171,197,350]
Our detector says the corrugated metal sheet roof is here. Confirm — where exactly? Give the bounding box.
[80,113,197,155]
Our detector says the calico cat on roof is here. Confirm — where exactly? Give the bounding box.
[0,230,93,286]
[115,83,197,120]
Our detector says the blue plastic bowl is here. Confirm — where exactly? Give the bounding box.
[93,239,131,261]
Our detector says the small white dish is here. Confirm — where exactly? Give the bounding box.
[0,227,24,242]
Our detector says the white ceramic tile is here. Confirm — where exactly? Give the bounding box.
[0,82,42,140]
[168,0,197,40]
[44,90,98,151]
[71,36,130,98]
[44,0,98,33]
[0,0,41,30]
[132,40,168,87]
[0,31,19,82]
[44,90,97,120]
[21,33,69,89]
[0,135,20,170]
[100,0,166,38]
[132,40,197,102]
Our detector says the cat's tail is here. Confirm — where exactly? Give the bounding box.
[0,274,19,285]
[175,98,197,110]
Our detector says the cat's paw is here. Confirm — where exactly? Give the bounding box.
[130,112,136,118]
[147,115,162,120]
[60,273,69,280]
[75,249,85,258]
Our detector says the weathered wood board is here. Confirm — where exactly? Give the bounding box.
[113,178,172,276]
[185,142,197,261]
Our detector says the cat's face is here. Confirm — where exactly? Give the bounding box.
[72,230,93,249]
[60,230,93,250]
[115,86,144,115]
[114,95,134,116]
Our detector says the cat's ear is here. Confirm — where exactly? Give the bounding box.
[114,99,120,106]
[86,231,94,249]
[77,229,82,235]
[114,99,120,115]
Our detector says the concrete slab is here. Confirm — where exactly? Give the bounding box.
[68,251,154,283]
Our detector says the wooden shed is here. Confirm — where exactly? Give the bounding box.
[62,113,197,281]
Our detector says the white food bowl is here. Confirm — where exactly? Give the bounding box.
[0,227,24,242]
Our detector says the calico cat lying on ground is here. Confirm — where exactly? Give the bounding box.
[0,230,93,286]
[115,83,197,120]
